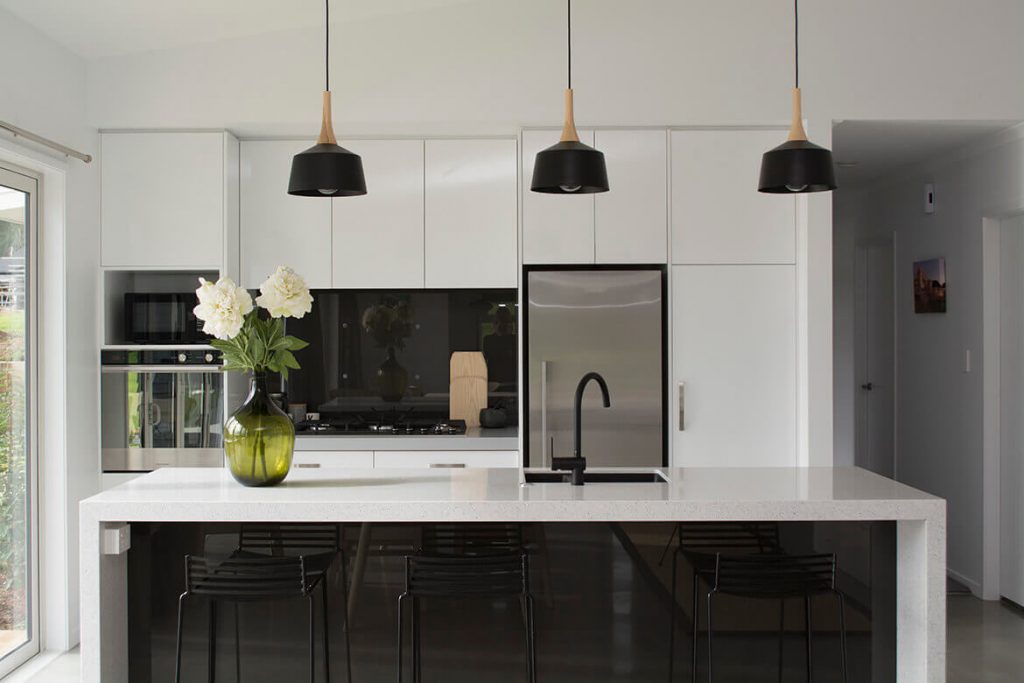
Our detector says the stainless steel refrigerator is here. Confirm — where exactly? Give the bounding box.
[524,267,665,468]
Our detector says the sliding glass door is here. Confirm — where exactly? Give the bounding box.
[0,166,38,675]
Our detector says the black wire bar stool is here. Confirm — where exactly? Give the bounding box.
[397,523,536,683]
[667,522,781,683]
[705,553,849,683]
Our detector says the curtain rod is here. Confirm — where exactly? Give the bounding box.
[0,120,92,163]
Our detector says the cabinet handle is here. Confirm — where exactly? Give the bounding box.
[429,463,466,469]
[678,382,685,431]
[295,463,321,469]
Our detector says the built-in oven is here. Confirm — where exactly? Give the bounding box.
[101,348,225,472]
[123,292,208,344]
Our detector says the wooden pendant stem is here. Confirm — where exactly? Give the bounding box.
[787,87,808,142]
[559,88,580,143]
[317,90,337,145]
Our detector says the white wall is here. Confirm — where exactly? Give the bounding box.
[0,6,100,650]
[833,124,1024,592]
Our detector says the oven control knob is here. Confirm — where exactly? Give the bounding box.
[205,353,214,363]
[177,353,188,363]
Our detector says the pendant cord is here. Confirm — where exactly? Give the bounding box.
[567,0,572,89]
[793,0,799,88]
[325,0,330,92]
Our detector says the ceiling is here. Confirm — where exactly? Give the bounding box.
[832,120,1020,187]
[0,0,473,59]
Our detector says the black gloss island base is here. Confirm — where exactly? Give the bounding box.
[127,521,895,683]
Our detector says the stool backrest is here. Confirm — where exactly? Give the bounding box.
[238,523,341,556]
[711,553,837,598]
[421,523,523,556]
[406,553,528,598]
[677,522,780,555]
[184,554,309,600]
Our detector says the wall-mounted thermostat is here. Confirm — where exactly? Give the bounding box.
[924,183,935,214]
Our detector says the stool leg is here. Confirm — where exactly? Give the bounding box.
[174,593,187,683]
[706,590,715,683]
[668,550,677,683]
[525,594,537,683]
[309,595,316,683]
[836,592,849,683]
[777,599,785,683]
[691,569,699,683]
[208,601,218,683]
[397,593,408,683]
[322,581,331,683]
[412,597,421,683]
[804,594,813,683]
[234,602,241,683]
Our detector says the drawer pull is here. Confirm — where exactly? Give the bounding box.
[429,463,466,469]
[295,463,321,469]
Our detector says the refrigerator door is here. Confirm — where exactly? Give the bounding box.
[526,268,664,468]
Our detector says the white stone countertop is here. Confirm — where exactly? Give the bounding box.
[80,465,943,523]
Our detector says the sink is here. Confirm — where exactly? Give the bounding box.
[523,471,669,484]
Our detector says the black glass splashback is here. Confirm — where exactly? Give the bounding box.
[283,289,518,421]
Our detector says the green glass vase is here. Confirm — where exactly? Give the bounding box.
[224,373,295,486]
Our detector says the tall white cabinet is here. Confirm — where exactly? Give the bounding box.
[239,139,332,288]
[101,131,237,269]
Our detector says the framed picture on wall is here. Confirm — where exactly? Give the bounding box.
[913,257,946,313]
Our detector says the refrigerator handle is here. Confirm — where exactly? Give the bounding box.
[540,360,549,461]
[678,382,685,431]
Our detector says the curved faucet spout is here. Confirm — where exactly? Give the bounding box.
[574,372,611,460]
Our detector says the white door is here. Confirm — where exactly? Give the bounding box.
[424,139,518,288]
[854,244,895,477]
[240,140,333,289]
[101,132,226,268]
[672,265,797,466]
[332,140,425,288]
[521,129,595,264]
[1000,214,1024,605]
[594,129,668,264]
[671,129,796,265]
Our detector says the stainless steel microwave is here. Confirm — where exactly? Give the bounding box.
[123,292,208,344]
[101,349,225,472]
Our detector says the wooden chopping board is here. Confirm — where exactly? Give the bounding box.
[450,352,488,428]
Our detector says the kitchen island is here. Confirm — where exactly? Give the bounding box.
[80,465,945,682]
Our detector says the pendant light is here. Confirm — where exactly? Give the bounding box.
[758,0,836,194]
[288,0,366,197]
[530,0,609,194]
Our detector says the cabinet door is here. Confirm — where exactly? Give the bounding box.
[292,451,374,469]
[594,129,668,263]
[672,265,796,466]
[671,130,796,265]
[372,450,521,468]
[101,132,225,268]
[521,129,595,264]
[332,140,425,288]
[424,139,518,288]
[240,140,333,289]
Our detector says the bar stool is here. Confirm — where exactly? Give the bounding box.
[174,554,329,683]
[705,553,849,683]
[397,524,537,683]
[667,522,781,683]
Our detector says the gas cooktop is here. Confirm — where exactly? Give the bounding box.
[296,418,467,436]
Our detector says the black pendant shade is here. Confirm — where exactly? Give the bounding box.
[758,139,836,194]
[288,142,366,196]
[531,140,608,194]
[758,0,836,194]
[288,0,366,198]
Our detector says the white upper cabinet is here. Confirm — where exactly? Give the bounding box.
[521,129,595,264]
[101,132,232,268]
[424,139,518,288]
[332,140,425,289]
[672,264,797,467]
[594,129,668,264]
[671,129,796,265]
[240,140,332,289]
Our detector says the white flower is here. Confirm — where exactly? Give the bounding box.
[256,266,314,319]
[193,277,253,340]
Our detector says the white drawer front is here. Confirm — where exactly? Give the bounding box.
[373,450,520,469]
[291,451,374,469]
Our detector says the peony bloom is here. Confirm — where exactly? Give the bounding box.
[193,277,253,340]
[256,266,314,319]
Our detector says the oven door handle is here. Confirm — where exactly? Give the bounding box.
[102,365,222,373]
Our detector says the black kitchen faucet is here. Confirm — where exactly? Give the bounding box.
[552,371,611,486]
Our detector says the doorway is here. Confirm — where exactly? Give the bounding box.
[854,242,895,477]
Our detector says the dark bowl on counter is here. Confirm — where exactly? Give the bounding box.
[479,408,508,429]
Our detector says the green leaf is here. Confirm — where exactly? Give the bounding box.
[284,336,309,351]
[279,349,300,370]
